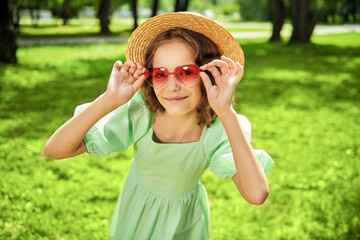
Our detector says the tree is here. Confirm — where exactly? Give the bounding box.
[98,0,111,34]
[62,0,71,25]
[9,0,21,33]
[269,0,286,42]
[131,0,138,30]
[343,0,359,23]
[61,0,100,25]
[0,0,17,64]
[152,0,159,17]
[238,0,269,21]
[289,0,327,43]
[174,0,190,12]
[321,0,359,24]
[28,1,41,27]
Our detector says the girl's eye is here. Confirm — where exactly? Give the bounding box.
[155,72,166,78]
[179,70,194,76]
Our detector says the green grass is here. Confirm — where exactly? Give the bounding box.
[0,32,359,239]
[19,17,280,38]
[19,17,135,37]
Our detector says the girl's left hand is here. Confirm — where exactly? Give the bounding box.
[199,56,244,115]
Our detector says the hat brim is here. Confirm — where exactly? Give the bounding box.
[126,12,244,67]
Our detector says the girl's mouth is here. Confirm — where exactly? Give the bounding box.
[164,96,188,102]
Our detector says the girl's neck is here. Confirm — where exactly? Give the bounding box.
[153,110,203,143]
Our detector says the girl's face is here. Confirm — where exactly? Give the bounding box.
[152,40,202,117]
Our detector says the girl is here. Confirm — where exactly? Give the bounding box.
[44,12,274,240]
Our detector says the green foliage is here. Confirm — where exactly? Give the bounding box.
[0,32,359,239]
[222,2,240,16]
[237,0,270,21]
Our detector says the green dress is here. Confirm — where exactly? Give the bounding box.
[74,91,274,240]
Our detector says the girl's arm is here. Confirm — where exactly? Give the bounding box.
[44,60,146,159]
[44,94,119,159]
[200,56,268,205]
[218,109,269,205]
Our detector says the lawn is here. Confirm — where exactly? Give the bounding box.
[0,32,359,239]
[19,17,134,37]
[19,17,277,38]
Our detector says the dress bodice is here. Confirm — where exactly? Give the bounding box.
[133,119,209,197]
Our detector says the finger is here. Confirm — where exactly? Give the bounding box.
[208,59,229,75]
[229,62,244,86]
[132,74,146,91]
[122,61,132,71]
[235,62,244,81]
[133,68,145,79]
[114,60,123,70]
[202,64,222,79]
[200,61,226,77]
[221,56,237,76]
[199,71,212,93]
[236,62,244,75]
[136,62,144,70]
[128,61,137,74]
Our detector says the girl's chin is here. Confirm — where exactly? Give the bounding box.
[163,106,197,117]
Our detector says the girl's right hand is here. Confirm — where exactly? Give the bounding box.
[104,60,146,108]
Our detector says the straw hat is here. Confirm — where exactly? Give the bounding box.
[126,12,244,67]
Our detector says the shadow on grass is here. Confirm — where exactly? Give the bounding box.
[19,29,133,39]
[236,41,359,110]
[0,55,122,140]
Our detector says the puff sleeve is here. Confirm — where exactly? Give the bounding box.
[205,114,274,178]
[73,91,149,157]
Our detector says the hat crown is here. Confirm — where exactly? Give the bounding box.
[126,12,244,66]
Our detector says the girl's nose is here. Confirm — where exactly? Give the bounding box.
[166,74,181,92]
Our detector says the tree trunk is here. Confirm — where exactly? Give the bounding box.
[269,0,285,42]
[289,0,316,43]
[175,0,190,12]
[290,0,328,43]
[175,0,181,12]
[62,0,71,25]
[0,0,17,64]
[98,0,111,35]
[12,2,21,34]
[267,0,273,21]
[152,0,159,17]
[131,0,138,30]
[181,0,190,11]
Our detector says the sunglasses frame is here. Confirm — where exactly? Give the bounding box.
[144,64,202,88]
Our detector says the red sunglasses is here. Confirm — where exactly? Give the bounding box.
[144,64,202,88]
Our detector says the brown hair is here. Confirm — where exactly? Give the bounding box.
[141,28,222,127]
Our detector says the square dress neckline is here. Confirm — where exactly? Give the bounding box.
[150,113,208,145]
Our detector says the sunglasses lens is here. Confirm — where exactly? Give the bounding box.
[153,68,169,88]
[176,65,200,86]
[145,67,168,88]
[145,65,200,88]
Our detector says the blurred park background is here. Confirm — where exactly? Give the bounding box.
[1,0,360,239]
